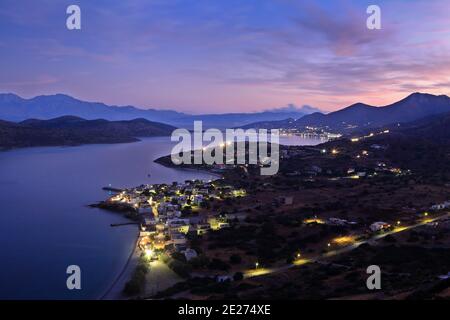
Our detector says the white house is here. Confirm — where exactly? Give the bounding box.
[183,248,198,261]
[370,222,390,232]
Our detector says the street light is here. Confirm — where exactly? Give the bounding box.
[397,221,401,225]
[297,252,301,259]
[255,262,259,269]
[327,243,331,247]
[424,212,429,217]
[145,249,153,258]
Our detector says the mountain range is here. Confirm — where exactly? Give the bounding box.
[0,116,176,149]
[243,93,450,132]
[0,93,320,129]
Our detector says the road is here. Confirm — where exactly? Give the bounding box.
[244,212,450,279]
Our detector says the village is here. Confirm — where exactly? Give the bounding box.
[94,127,450,299]
[107,179,246,264]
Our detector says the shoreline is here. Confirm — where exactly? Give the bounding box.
[98,166,220,300]
[99,230,141,300]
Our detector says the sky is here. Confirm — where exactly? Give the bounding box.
[0,0,449,114]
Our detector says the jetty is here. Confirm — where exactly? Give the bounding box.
[110,222,139,227]
[102,186,124,192]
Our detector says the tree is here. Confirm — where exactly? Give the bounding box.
[233,272,244,281]
[229,254,242,265]
[208,258,230,271]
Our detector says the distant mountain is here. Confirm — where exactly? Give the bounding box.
[181,110,316,129]
[0,93,319,129]
[0,116,176,149]
[242,93,450,132]
[0,93,185,123]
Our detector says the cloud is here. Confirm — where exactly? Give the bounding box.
[0,0,449,112]
[265,104,323,114]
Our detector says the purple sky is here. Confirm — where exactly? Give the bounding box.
[0,0,449,113]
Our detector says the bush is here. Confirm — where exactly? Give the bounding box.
[169,259,192,278]
[123,262,149,296]
[190,255,210,269]
[229,254,242,265]
[233,272,244,281]
[208,258,231,271]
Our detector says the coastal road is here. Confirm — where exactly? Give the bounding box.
[244,212,450,279]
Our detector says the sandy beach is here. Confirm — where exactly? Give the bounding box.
[100,232,141,300]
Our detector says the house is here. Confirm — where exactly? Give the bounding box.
[139,231,151,237]
[153,233,167,250]
[138,206,152,215]
[208,217,230,230]
[431,201,450,211]
[167,218,190,234]
[216,275,233,283]
[370,222,390,232]
[225,213,248,222]
[438,272,450,280]
[328,218,348,226]
[141,224,157,234]
[278,196,294,205]
[143,217,155,226]
[170,232,187,245]
[356,172,367,177]
[183,248,198,261]
[197,223,211,235]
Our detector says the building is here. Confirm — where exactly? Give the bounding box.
[183,248,198,261]
[431,201,450,211]
[216,275,233,283]
[278,196,294,205]
[370,222,390,232]
[170,232,187,245]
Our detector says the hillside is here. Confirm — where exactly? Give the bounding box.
[0,116,176,149]
[243,93,450,132]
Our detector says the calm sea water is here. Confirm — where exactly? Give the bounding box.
[0,135,323,299]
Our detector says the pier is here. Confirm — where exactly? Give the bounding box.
[110,222,139,227]
[102,186,124,192]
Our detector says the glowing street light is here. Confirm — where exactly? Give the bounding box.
[296,252,301,259]
[424,212,429,217]
[255,262,259,269]
[327,243,331,247]
[145,249,154,258]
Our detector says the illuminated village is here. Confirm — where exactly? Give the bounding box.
[107,180,246,263]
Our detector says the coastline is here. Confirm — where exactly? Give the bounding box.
[98,165,220,300]
[100,230,141,300]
